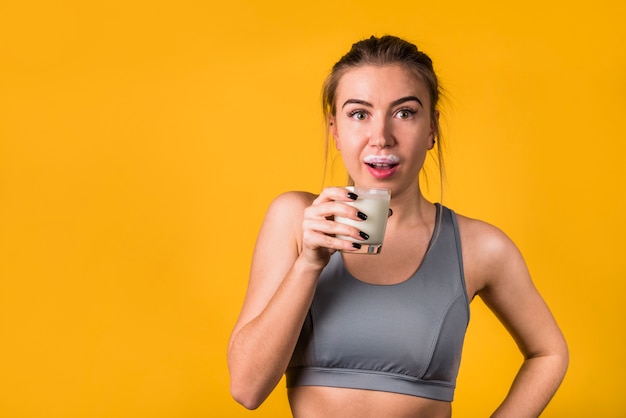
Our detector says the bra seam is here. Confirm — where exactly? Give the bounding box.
[288,366,456,388]
[417,290,466,378]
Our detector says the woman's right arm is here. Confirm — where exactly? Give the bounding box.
[227,189,363,409]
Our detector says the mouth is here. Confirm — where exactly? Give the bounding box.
[363,155,399,179]
[364,154,399,169]
[366,162,398,169]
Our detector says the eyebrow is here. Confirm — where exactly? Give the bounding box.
[341,95,424,109]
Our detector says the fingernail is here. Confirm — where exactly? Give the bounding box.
[347,192,358,200]
[388,208,393,218]
[357,211,367,220]
[359,231,369,240]
[352,243,362,249]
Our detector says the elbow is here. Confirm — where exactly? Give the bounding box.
[559,339,570,378]
[553,347,569,391]
[543,334,570,384]
[230,380,265,410]
[227,339,276,410]
[229,363,268,410]
[554,331,570,374]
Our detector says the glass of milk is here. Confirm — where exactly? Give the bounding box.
[335,186,391,254]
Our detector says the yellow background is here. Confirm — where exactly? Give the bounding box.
[1,0,625,417]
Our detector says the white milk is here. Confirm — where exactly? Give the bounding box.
[335,187,390,253]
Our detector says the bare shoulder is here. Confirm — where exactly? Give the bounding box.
[455,212,517,256]
[454,212,527,298]
[268,191,317,214]
[263,191,317,235]
[256,190,318,255]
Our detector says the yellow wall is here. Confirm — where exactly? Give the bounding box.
[1,1,625,417]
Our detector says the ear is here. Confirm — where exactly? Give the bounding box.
[428,110,440,150]
[330,116,341,150]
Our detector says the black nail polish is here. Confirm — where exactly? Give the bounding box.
[347,192,358,200]
[359,231,369,240]
[352,242,362,249]
[357,211,368,220]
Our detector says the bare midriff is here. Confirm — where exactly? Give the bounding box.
[288,386,451,418]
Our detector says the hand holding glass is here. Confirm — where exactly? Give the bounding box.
[335,187,391,254]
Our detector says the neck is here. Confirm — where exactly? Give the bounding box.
[386,182,435,227]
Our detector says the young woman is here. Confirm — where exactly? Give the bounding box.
[228,35,568,417]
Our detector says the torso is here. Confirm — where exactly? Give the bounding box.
[287,196,476,416]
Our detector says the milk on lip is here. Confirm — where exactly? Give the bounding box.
[335,187,391,248]
[364,154,400,165]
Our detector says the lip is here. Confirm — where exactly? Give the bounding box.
[364,154,400,165]
[366,163,398,179]
[363,154,400,179]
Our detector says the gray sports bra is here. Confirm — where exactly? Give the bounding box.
[286,204,469,402]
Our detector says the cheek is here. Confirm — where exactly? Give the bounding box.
[334,124,355,151]
[335,135,363,165]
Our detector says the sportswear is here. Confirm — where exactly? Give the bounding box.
[286,204,469,402]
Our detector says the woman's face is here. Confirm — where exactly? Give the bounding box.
[331,65,436,195]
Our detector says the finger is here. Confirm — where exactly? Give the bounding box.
[312,187,359,206]
[303,228,363,252]
[304,201,365,222]
[303,218,364,241]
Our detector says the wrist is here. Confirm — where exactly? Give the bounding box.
[293,253,328,277]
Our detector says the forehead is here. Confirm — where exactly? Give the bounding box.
[336,65,430,104]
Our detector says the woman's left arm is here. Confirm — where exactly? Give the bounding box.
[464,219,569,418]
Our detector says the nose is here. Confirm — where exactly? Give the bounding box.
[368,116,394,148]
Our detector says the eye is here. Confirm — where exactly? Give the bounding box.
[349,110,368,121]
[395,109,416,119]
